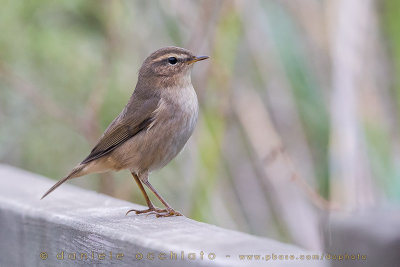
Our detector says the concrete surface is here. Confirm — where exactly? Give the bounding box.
[0,164,327,267]
[323,210,400,267]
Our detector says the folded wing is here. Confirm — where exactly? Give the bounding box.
[81,93,160,164]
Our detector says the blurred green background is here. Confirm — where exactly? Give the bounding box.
[1,0,399,250]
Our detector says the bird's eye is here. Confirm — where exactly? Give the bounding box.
[168,57,178,65]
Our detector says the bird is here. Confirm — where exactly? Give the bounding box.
[41,46,209,217]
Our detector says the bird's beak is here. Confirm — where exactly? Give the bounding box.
[187,56,209,64]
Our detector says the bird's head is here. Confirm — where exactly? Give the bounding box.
[138,46,208,88]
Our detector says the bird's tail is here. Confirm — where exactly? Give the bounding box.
[41,165,86,199]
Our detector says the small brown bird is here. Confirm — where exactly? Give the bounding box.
[41,46,208,217]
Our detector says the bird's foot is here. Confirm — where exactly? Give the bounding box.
[125,206,182,217]
[155,208,182,218]
[126,206,166,216]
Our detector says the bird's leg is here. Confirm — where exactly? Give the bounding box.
[142,180,182,217]
[126,172,166,215]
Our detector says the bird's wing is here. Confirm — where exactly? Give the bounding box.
[81,94,160,164]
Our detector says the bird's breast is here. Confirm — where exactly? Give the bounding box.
[145,85,198,171]
[164,85,198,143]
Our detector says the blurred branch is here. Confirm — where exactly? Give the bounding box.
[328,0,376,209]
[239,0,335,208]
[233,86,321,250]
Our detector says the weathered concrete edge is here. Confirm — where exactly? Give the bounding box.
[0,164,326,267]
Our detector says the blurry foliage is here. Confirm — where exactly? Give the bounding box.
[380,0,400,200]
[1,0,399,248]
[261,1,330,196]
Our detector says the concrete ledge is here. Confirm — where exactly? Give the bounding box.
[324,210,400,267]
[0,164,326,266]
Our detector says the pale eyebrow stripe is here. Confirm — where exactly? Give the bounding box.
[151,53,188,63]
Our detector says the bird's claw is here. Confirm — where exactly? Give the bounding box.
[156,209,182,217]
[126,207,182,217]
[126,207,166,216]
